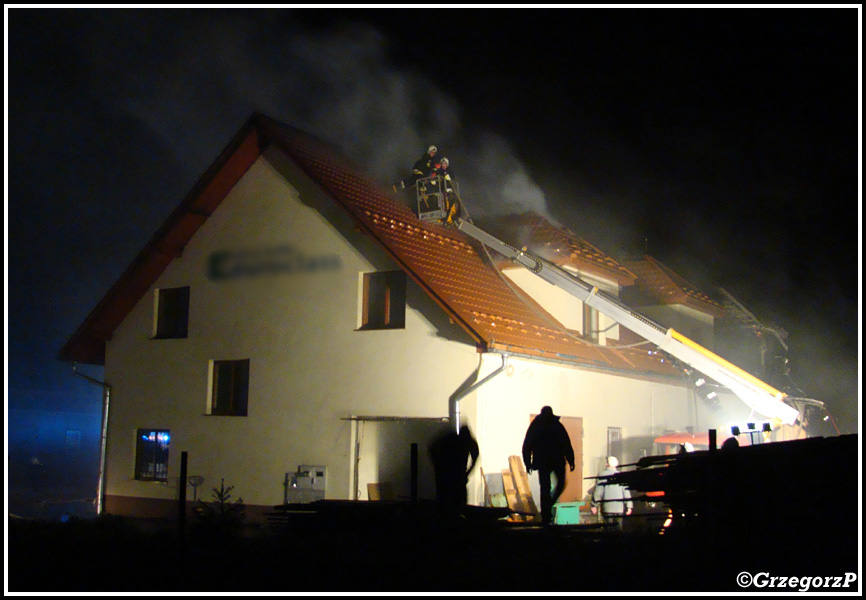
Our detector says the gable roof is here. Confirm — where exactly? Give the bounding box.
[621,255,725,318]
[59,113,681,381]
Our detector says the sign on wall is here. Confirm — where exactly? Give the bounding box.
[207,244,342,281]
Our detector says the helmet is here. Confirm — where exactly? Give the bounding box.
[441,157,449,167]
[428,145,437,154]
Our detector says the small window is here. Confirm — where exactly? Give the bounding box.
[360,271,406,330]
[155,286,190,339]
[607,426,623,462]
[211,359,250,416]
[583,303,599,343]
[135,429,170,481]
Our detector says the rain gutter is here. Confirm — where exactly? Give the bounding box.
[449,353,509,432]
[72,364,111,515]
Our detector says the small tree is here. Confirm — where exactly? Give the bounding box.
[193,478,246,533]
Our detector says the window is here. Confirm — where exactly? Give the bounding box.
[360,271,406,330]
[607,426,623,463]
[583,303,599,343]
[154,286,190,339]
[135,429,170,481]
[210,359,250,416]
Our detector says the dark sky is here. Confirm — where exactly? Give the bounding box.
[7,8,860,431]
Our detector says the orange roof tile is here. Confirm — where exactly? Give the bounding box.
[477,212,636,286]
[60,114,682,382]
[621,256,725,318]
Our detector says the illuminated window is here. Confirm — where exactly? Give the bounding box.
[211,359,250,416]
[360,271,406,330]
[583,303,599,342]
[154,286,190,339]
[135,429,170,481]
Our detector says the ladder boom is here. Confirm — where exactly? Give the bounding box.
[456,219,799,425]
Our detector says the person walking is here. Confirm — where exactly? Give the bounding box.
[522,406,575,525]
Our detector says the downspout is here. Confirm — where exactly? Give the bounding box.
[449,353,509,432]
[72,364,111,516]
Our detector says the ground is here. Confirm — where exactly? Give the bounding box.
[7,499,860,593]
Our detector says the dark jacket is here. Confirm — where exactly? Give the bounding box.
[411,152,437,182]
[522,409,575,471]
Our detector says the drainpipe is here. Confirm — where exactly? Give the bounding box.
[72,364,111,516]
[449,353,509,432]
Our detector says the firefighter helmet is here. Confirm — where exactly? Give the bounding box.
[428,145,437,154]
[441,157,449,167]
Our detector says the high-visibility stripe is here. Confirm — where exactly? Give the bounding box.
[669,329,785,399]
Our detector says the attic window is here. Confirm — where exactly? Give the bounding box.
[154,286,190,339]
[360,271,406,330]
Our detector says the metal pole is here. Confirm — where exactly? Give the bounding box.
[178,451,188,535]
[410,443,418,505]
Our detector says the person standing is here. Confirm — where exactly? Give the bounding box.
[410,145,439,186]
[591,456,633,530]
[429,424,479,517]
[522,406,575,525]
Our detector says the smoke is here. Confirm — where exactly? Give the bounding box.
[100,12,552,220]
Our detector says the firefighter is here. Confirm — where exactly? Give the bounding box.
[410,145,439,186]
[435,157,461,224]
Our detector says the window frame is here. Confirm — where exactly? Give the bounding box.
[209,359,250,417]
[359,271,406,330]
[135,429,170,482]
[153,286,190,339]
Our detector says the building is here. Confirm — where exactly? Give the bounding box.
[59,113,756,521]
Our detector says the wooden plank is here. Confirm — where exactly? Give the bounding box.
[367,482,395,501]
[501,469,523,518]
[509,455,538,516]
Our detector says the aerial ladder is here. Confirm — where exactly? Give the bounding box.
[452,217,801,426]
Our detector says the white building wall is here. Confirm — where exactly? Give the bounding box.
[459,353,694,507]
[103,148,478,509]
[503,268,621,343]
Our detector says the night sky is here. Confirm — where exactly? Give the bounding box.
[7,9,860,432]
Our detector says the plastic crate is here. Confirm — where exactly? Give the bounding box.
[552,501,584,525]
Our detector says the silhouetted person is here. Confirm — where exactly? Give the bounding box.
[591,456,633,531]
[429,425,479,517]
[522,406,575,525]
[721,436,740,450]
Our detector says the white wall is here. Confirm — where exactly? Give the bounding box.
[459,353,694,507]
[502,268,621,343]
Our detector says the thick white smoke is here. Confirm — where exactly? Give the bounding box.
[110,13,552,220]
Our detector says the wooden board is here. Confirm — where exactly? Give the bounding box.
[367,482,395,501]
[501,469,523,518]
[508,455,538,516]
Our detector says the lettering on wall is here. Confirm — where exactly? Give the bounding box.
[207,244,342,281]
